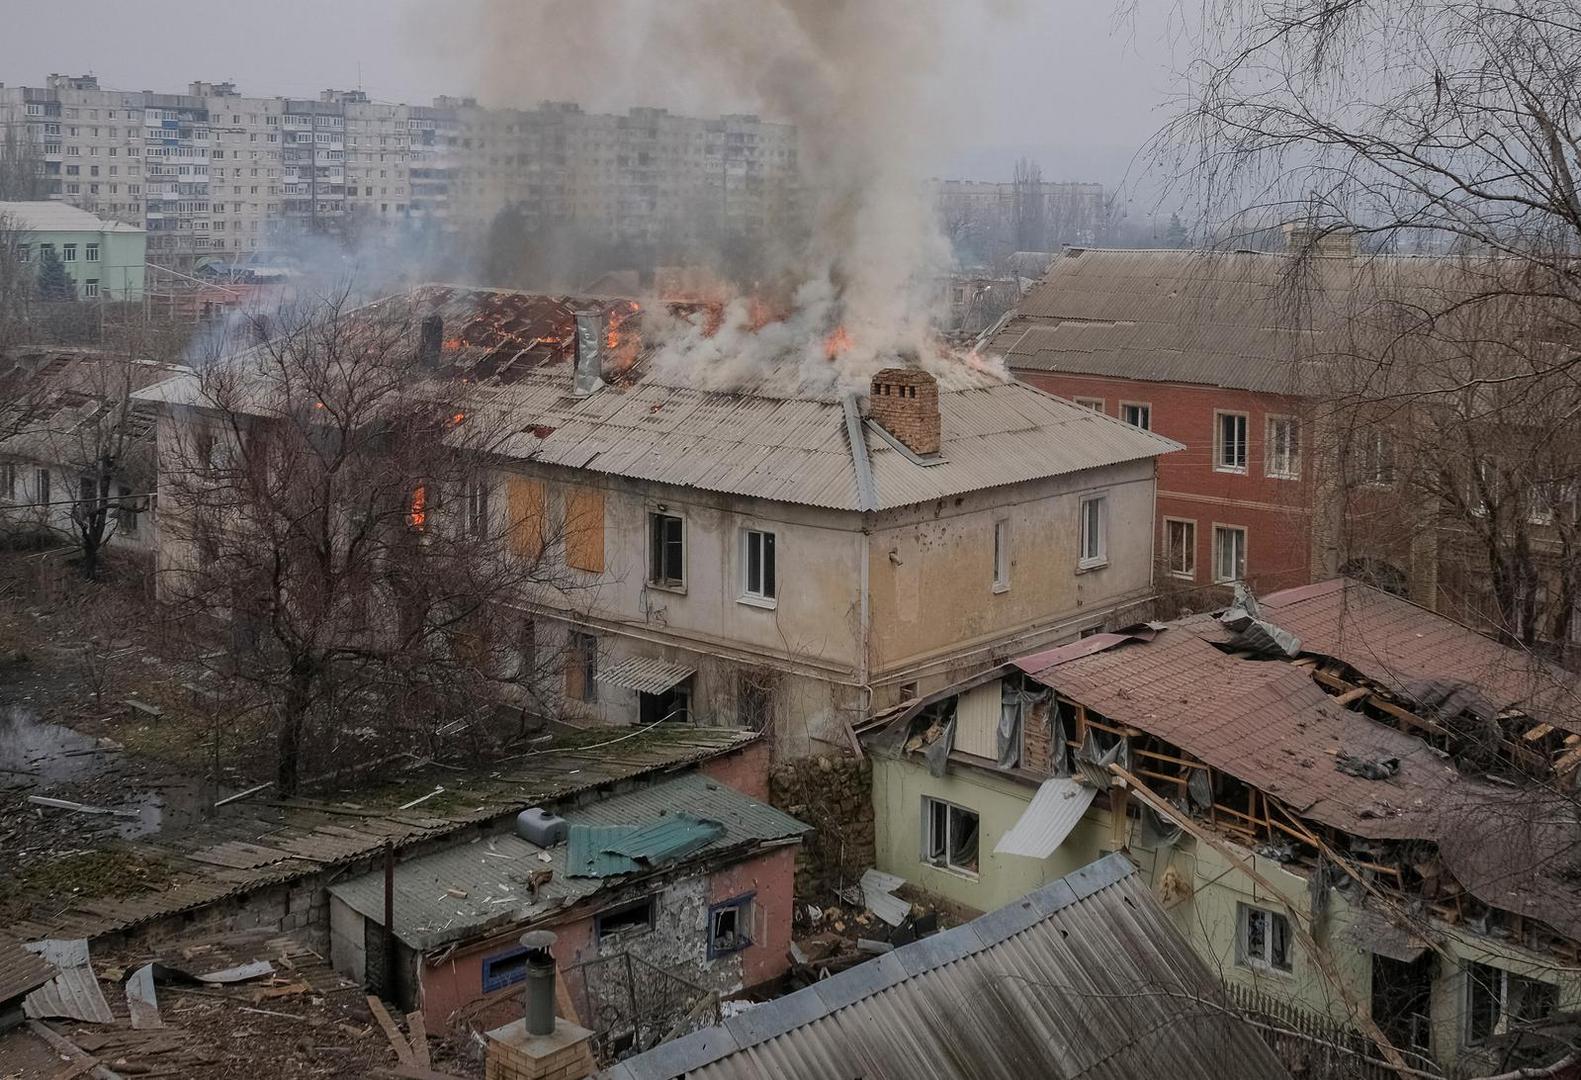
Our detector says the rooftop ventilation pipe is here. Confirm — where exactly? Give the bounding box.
[572,311,606,397]
[419,314,444,371]
[520,930,558,1037]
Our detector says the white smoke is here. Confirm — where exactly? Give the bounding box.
[455,0,1011,393]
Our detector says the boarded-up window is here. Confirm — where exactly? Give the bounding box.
[954,681,1001,759]
[565,486,605,572]
[506,474,546,560]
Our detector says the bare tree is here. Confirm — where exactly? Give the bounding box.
[157,293,590,795]
[0,122,46,202]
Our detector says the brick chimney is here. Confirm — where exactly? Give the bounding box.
[869,368,941,456]
[484,931,595,1080]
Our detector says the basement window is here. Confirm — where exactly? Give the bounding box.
[708,894,754,958]
[480,945,531,993]
[922,797,979,876]
[1237,903,1291,973]
[648,512,685,589]
[595,895,655,943]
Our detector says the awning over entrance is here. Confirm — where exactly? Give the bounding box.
[994,777,1098,859]
[597,655,696,696]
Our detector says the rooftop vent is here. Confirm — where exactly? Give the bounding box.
[869,368,940,457]
[572,311,606,397]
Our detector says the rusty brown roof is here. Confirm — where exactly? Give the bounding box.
[1260,579,1581,733]
[0,938,53,1006]
[1022,618,1458,840]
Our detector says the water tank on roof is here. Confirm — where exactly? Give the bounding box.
[516,807,567,847]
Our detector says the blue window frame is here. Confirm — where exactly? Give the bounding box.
[707,893,754,959]
[481,945,531,993]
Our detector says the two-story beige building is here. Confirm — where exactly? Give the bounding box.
[137,286,1178,758]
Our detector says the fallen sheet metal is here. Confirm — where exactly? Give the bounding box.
[22,939,114,1024]
[994,777,1098,859]
[859,868,911,928]
[197,959,274,983]
[124,963,163,1029]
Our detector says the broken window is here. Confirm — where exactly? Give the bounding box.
[922,796,980,875]
[1238,903,1291,972]
[115,483,138,534]
[1215,411,1248,472]
[595,895,655,942]
[648,512,684,588]
[481,945,532,992]
[741,527,776,602]
[708,894,753,958]
[1466,962,1557,1044]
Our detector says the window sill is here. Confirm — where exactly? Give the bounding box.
[1267,472,1300,481]
[924,860,980,881]
[647,580,687,595]
[1213,465,1249,475]
[1213,577,1242,586]
[1169,571,1195,581]
[992,582,1010,595]
[1239,961,1293,978]
[1075,559,1108,574]
[737,593,777,610]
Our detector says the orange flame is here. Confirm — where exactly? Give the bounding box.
[824,325,853,361]
[408,485,427,531]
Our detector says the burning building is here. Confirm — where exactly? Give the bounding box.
[136,283,1178,759]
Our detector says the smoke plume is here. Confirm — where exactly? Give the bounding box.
[463,0,1004,394]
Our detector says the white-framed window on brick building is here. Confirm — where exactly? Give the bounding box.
[1213,524,1247,583]
[1120,402,1151,430]
[1266,415,1300,479]
[1165,518,1196,579]
[1074,396,1104,412]
[1237,903,1292,973]
[1360,430,1396,486]
[1215,411,1249,473]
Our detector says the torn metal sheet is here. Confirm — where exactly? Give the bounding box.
[994,778,1098,859]
[859,869,911,928]
[197,959,274,984]
[22,939,114,1024]
[1346,909,1427,963]
[124,963,162,1029]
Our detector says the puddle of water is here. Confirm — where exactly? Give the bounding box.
[0,704,114,786]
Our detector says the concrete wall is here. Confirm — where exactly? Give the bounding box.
[0,460,158,552]
[872,748,1581,1068]
[414,845,797,1033]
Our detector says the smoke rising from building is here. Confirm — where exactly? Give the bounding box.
[469,0,1005,393]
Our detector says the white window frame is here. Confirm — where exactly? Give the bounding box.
[921,796,980,878]
[739,527,777,608]
[1214,411,1249,473]
[1465,962,1558,1045]
[1164,517,1196,580]
[1078,494,1107,570]
[1119,401,1151,430]
[1212,524,1247,584]
[1265,415,1300,480]
[1361,431,1396,486]
[992,519,1011,593]
[1237,903,1292,973]
[1073,396,1105,412]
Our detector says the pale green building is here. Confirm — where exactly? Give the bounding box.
[0,200,146,300]
[865,581,1581,1075]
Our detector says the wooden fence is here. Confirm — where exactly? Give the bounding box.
[1225,982,1444,1080]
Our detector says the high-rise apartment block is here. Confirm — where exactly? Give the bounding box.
[0,74,798,267]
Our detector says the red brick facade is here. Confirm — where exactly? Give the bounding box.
[869,368,941,455]
[1016,371,1318,598]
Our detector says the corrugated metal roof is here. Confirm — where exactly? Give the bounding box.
[134,285,1179,512]
[598,656,697,695]
[1259,578,1581,734]
[604,815,725,866]
[3,727,759,945]
[603,854,1291,1080]
[329,770,806,951]
[992,777,1097,859]
[567,824,643,879]
[0,939,54,1006]
[22,939,114,1024]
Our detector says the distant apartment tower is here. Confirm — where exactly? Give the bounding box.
[1,74,796,268]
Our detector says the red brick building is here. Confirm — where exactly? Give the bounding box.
[991,248,1334,602]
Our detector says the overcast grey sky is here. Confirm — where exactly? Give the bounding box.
[0,0,1179,192]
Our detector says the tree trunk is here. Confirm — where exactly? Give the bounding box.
[275,663,316,796]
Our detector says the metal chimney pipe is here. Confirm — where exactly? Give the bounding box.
[419,314,444,370]
[572,311,606,397]
[520,930,558,1037]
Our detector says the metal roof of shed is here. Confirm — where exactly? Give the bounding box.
[604,853,1290,1080]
